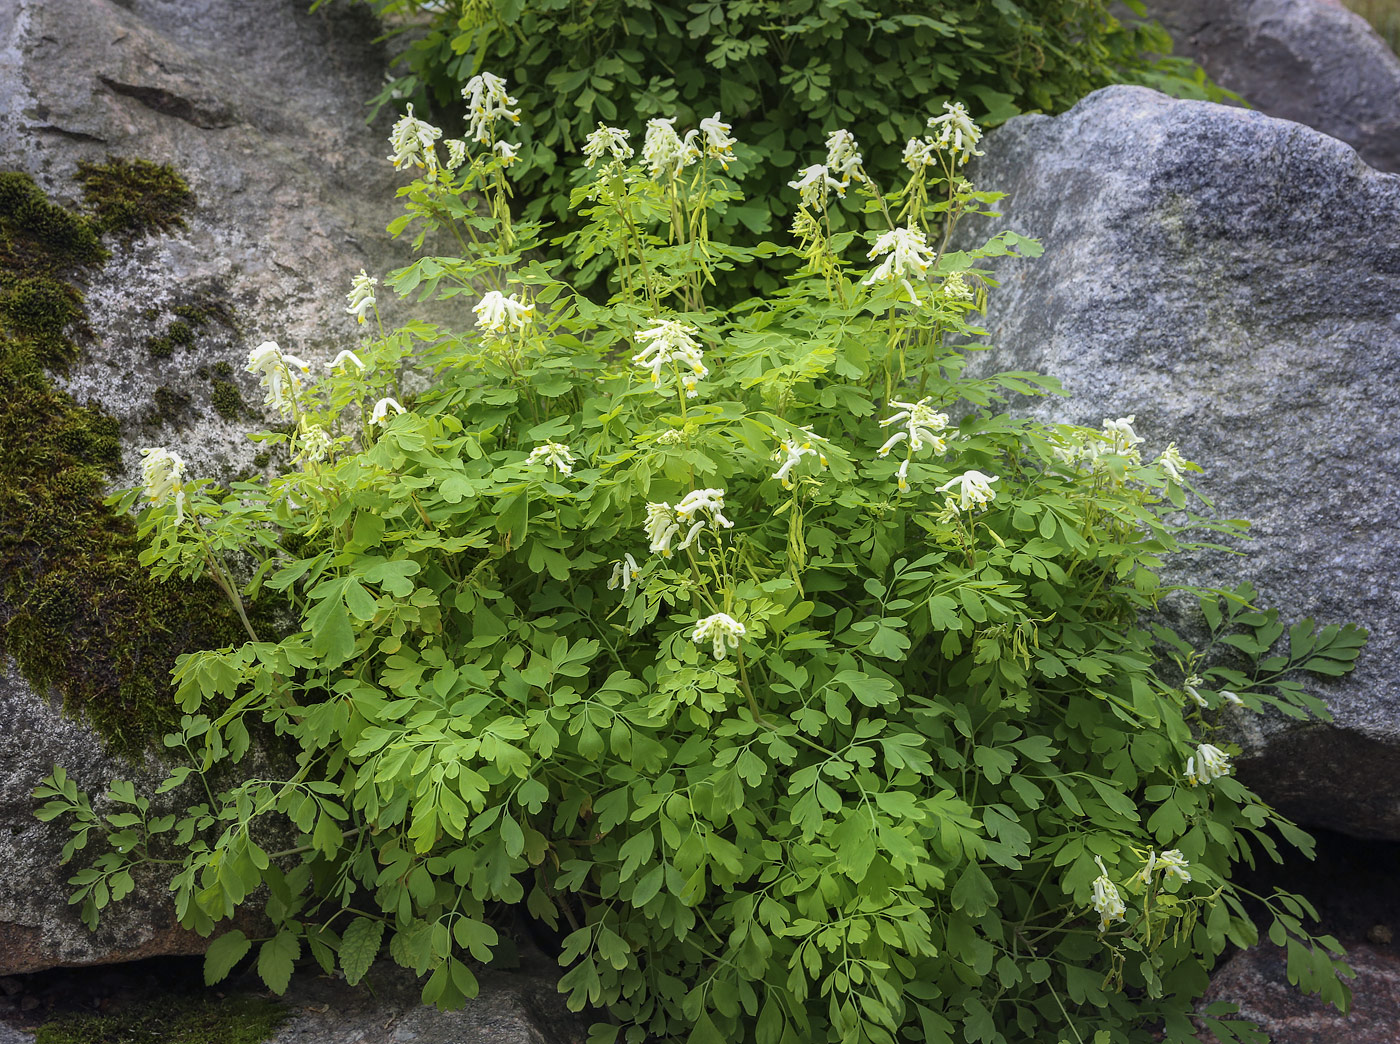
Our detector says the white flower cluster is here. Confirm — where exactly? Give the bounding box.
[246,341,311,417]
[387,104,443,170]
[1184,673,1208,708]
[474,291,534,337]
[1157,442,1189,483]
[370,397,405,426]
[902,100,985,170]
[140,447,186,524]
[583,124,634,168]
[608,553,640,592]
[771,428,828,489]
[632,319,708,397]
[637,113,737,180]
[296,423,332,466]
[643,488,733,557]
[941,271,973,301]
[788,164,845,209]
[525,441,577,475]
[1186,743,1231,786]
[462,72,521,144]
[345,270,377,325]
[691,612,746,660]
[1138,849,1191,886]
[938,470,999,510]
[1089,856,1126,932]
[878,398,949,458]
[824,129,864,188]
[1102,415,1145,459]
[698,113,738,168]
[642,118,700,180]
[445,139,469,170]
[864,225,936,304]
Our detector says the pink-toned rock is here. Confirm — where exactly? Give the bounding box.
[1200,942,1400,1043]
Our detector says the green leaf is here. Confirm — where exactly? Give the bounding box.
[257,930,300,995]
[203,929,251,986]
[339,917,385,986]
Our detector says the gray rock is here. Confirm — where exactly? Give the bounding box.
[1152,0,1400,173]
[962,85,1400,839]
[0,0,427,972]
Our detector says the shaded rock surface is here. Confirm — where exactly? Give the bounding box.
[1151,0,1400,173]
[0,0,419,973]
[962,85,1400,839]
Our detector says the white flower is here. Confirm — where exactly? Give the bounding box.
[474,290,534,336]
[941,271,973,301]
[1157,442,1190,483]
[296,423,332,465]
[387,104,442,170]
[937,470,999,511]
[895,458,910,493]
[140,447,186,524]
[1158,850,1192,883]
[902,136,937,172]
[877,397,950,457]
[525,440,577,475]
[863,226,936,304]
[691,612,746,660]
[345,270,377,324]
[698,112,737,168]
[494,141,521,165]
[445,139,469,170]
[631,319,707,392]
[644,501,681,557]
[771,429,827,489]
[1220,689,1245,708]
[642,117,699,180]
[245,340,311,416]
[1102,416,1144,457]
[328,349,367,373]
[927,101,984,164]
[370,397,405,426]
[788,164,845,209]
[645,489,734,558]
[608,553,641,592]
[1184,674,1208,708]
[824,129,864,186]
[461,71,520,144]
[674,487,733,529]
[583,124,633,168]
[1186,743,1231,786]
[1089,856,1126,932]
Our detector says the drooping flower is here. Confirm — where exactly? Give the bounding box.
[461,72,521,144]
[927,101,984,164]
[642,117,699,180]
[644,489,734,558]
[1089,856,1126,932]
[824,129,864,187]
[494,141,521,166]
[788,164,845,209]
[674,487,734,529]
[771,429,827,489]
[387,104,443,170]
[863,225,936,304]
[691,612,746,660]
[1157,442,1190,483]
[583,124,634,168]
[369,397,405,426]
[296,423,332,465]
[895,458,910,493]
[328,349,367,373]
[444,139,469,170]
[1102,415,1144,457]
[525,441,577,475]
[140,447,187,524]
[474,290,534,336]
[345,270,377,324]
[941,271,973,301]
[1137,849,1192,885]
[698,112,737,168]
[877,397,950,457]
[644,501,681,557]
[902,136,937,172]
[608,553,641,592]
[1186,743,1232,786]
[245,340,311,416]
[937,470,999,511]
[1221,689,1245,708]
[631,319,707,392]
[1184,674,1208,708]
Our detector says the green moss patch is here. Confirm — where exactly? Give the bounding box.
[0,165,253,756]
[35,993,287,1044]
[75,157,193,240]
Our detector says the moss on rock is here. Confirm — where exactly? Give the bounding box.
[35,993,287,1044]
[75,157,193,241]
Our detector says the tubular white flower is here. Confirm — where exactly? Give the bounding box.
[1089,856,1126,932]
[583,124,634,168]
[345,270,377,324]
[444,139,468,170]
[296,423,332,465]
[824,129,864,186]
[461,72,521,144]
[1184,674,1208,708]
[1102,415,1145,457]
[370,397,405,426]
[698,112,737,168]
[1158,850,1192,883]
[525,440,577,475]
[245,340,311,416]
[937,470,999,511]
[895,458,910,493]
[387,104,442,170]
[902,136,937,172]
[771,430,826,489]
[788,164,845,208]
[328,349,367,373]
[878,397,950,456]
[642,117,699,180]
[674,487,733,530]
[691,612,746,661]
[494,141,521,166]
[941,271,973,301]
[927,101,984,164]
[1221,689,1245,708]
[631,319,707,392]
[608,553,641,592]
[140,447,187,525]
[474,290,534,336]
[1157,442,1190,483]
[1186,743,1231,786]
[644,501,681,557]
[863,226,936,304]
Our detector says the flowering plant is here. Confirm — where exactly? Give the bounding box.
[38,83,1363,1044]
